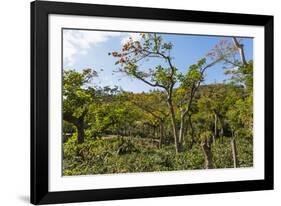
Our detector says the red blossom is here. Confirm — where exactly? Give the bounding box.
[111,52,118,57]
[119,58,126,63]
[206,50,216,57]
[219,39,228,46]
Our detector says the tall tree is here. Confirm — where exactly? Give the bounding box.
[110,33,225,153]
[63,68,97,144]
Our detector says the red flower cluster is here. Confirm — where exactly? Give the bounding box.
[119,58,126,63]
[219,39,228,46]
[206,51,216,57]
[110,52,125,57]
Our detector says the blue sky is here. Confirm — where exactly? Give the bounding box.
[63,29,253,93]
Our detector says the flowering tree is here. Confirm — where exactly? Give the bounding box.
[110,33,227,153]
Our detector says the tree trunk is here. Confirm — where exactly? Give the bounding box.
[188,115,195,149]
[231,131,239,168]
[63,112,85,144]
[232,37,248,67]
[77,123,85,144]
[124,127,126,136]
[201,139,213,169]
[178,112,186,152]
[159,123,164,148]
[214,113,217,137]
[167,99,180,153]
[154,126,157,139]
[213,113,217,143]
[218,115,224,143]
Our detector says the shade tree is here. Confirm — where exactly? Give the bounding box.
[63,68,97,144]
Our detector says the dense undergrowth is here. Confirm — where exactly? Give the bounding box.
[63,135,253,176]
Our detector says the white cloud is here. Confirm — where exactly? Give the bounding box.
[120,32,142,45]
[63,30,121,67]
[63,30,144,67]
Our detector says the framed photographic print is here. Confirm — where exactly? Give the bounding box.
[31,0,274,204]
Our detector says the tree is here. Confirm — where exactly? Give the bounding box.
[175,58,220,149]
[63,68,97,144]
[194,111,214,169]
[89,95,138,137]
[227,38,253,167]
[200,131,214,169]
[126,91,169,147]
[110,33,225,153]
[207,37,253,167]
[226,105,240,168]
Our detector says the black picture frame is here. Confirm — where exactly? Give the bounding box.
[31,0,274,204]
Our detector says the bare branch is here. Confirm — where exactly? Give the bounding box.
[122,68,167,90]
[232,37,248,67]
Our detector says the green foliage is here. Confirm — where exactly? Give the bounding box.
[178,59,205,88]
[225,60,253,93]
[63,34,254,176]
[152,65,176,87]
[63,135,253,175]
[200,131,213,142]
[116,138,139,155]
[63,68,96,116]
[212,137,253,168]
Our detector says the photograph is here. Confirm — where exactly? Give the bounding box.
[30,1,273,204]
[62,29,254,176]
